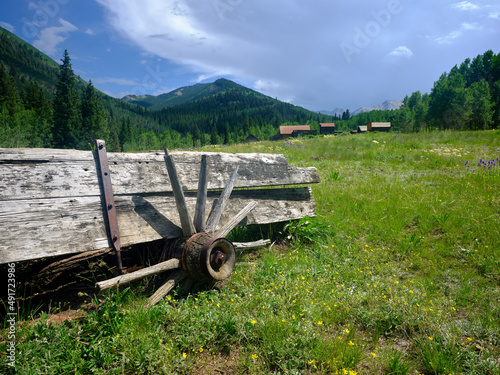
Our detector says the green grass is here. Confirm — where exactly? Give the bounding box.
[2,130,500,374]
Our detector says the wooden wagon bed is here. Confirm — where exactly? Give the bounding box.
[0,147,320,265]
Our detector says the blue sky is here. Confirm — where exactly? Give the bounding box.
[1,0,499,112]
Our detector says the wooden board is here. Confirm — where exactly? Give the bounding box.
[0,147,319,264]
[0,188,316,264]
[0,148,319,200]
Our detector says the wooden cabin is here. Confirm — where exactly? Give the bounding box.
[358,125,368,133]
[319,123,336,135]
[279,125,311,139]
[367,122,391,132]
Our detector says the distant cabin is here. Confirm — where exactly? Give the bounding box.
[367,122,391,132]
[358,125,368,133]
[279,125,311,139]
[320,123,336,135]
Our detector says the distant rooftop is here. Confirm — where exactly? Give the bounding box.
[367,122,391,132]
[280,125,311,135]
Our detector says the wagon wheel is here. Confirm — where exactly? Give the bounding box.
[96,149,261,308]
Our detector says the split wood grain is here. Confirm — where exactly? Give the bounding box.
[0,148,319,200]
[0,187,316,264]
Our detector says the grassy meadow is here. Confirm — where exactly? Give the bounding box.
[2,130,500,374]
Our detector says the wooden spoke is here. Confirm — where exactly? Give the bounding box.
[205,165,239,233]
[145,269,186,309]
[214,201,258,238]
[95,258,181,292]
[193,155,208,233]
[164,149,196,237]
[233,239,271,250]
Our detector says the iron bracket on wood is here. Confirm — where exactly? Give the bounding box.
[94,139,125,273]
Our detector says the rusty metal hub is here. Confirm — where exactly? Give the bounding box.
[181,232,235,281]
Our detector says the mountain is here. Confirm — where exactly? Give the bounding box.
[147,78,335,136]
[123,78,252,110]
[352,100,402,116]
[318,107,347,117]
[122,77,336,137]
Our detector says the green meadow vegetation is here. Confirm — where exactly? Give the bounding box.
[2,130,500,374]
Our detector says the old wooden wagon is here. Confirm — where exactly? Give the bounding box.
[0,141,320,305]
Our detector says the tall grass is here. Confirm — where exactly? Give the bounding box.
[1,130,499,374]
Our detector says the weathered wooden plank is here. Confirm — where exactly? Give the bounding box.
[0,148,320,200]
[0,188,316,264]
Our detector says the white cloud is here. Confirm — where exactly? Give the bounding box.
[0,22,15,32]
[93,0,500,111]
[436,30,462,44]
[452,1,479,11]
[460,22,482,31]
[434,20,482,45]
[85,28,95,35]
[389,46,414,58]
[385,46,414,64]
[489,12,500,19]
[33,19,78,55]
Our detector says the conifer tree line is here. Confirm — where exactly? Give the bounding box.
[1,46,499,152]
[333,50,500,132]
[393,50,500,132]
[0,50,115,149]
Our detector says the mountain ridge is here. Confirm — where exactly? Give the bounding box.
[122,78,268,111]
[320,100,402,117]
[352,100,403,116]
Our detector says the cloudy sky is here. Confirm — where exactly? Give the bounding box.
[1,0,499,112]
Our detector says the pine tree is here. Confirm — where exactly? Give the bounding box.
[0,63,21,116]
[80,80,108,148]
[468,80,493,130]
[210,124,218,145]
[224,122,230,145]
[53,50,80,148]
